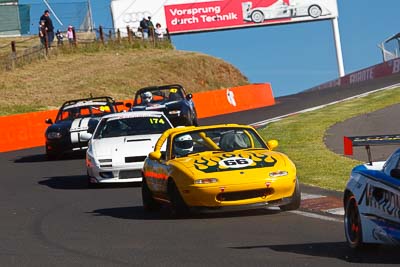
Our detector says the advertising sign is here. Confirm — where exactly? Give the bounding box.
[111,0,338,35]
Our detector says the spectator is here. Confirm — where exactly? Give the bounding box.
[155,23,165,39]
[66,25,74,45]
[55,29,64,46]
[140,17,149,39]
[38,20,47,47]
[39,10,54,47]
[147,16,154,37]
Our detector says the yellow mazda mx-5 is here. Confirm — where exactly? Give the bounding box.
[141,124,300,216]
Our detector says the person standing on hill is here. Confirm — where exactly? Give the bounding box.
[140,17,149,39]
[40,10,54,47]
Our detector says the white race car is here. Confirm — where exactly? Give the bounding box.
[83,111,173,186]
[343,135,400,248]
[243,0,331,24]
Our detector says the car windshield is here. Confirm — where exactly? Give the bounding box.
[57,104,113,121]
[94,115,171,139]
[135,87,184,105]
[172,127,267,158]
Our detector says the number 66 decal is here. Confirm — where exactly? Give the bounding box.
[219,157,253,168]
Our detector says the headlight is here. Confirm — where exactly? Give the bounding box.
[194,178,218,184]
[168,110,181,115]
[269,170,288,177]
[47,132,62,139]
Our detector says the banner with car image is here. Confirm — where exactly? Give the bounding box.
[111,0,338,35]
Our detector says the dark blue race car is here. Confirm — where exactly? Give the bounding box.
[343,134,400,248]
[129,84,198,127]
[44,96,122,160]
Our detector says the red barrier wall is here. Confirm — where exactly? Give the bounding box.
[0,83,275,153]
[194,83,275,118]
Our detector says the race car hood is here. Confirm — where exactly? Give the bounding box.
[173,149,295,181]
[46,117,99,135]
[91,134,161,165]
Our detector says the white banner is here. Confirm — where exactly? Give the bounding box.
[111,0,338,35]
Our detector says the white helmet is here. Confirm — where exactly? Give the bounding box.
[142,91,152,104]
[174,134,193,157]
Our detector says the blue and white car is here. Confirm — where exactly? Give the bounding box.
[83,111,173,186]
[343,135,400,248]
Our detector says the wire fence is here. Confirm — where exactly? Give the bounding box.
[0,26,172,71]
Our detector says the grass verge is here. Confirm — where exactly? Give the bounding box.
[258,87,400,191]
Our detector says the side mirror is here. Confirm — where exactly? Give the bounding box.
[45,118,53,125]
[390,169,400,179]
[149,151,162,161]
[80,132,93,141]
[267,139,279,150]
[186,93,193,100]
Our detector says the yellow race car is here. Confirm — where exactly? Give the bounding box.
[141,124,300,216]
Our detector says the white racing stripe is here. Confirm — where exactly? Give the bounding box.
[70,117,91,144]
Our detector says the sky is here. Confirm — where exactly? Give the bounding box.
[24,0,400,97]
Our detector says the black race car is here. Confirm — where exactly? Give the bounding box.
[45,96,122,160]
[129,84,198,127]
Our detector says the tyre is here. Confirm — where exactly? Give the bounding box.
[251,11,264,23]
[280,179,301,211]
[142,179,160,211]
[87,173,95,188]
[308,5,322,18]
[344,195,363,248]
[168,179,189,217]
[45,147,58,161]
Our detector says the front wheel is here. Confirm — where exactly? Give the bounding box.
[280,179,301,211]
[251,11,265,23]
[142,179,160,211]
[344,195,363,248]
[168,179,189,217]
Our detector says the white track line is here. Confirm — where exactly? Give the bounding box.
[290,210,343,223]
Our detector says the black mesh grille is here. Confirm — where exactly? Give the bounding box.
[216,188,274,202]
[119,170,142,179]
[125,156,147,163]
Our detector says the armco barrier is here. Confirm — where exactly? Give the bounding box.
[311,57,400,91]
[0,83,275,153]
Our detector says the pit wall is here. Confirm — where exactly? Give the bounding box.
[0,83,274,153]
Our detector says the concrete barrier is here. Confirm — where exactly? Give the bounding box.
[0,83,275,153]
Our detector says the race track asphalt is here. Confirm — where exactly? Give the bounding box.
[1,73,400,266]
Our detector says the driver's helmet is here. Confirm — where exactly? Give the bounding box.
[174,134,193,157]
[142,91,153,104]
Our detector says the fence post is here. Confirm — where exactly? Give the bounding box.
[10,41,16,69]
[99,26,104,44]
[126,26,131,44]
[166,28,171,41]
[72,27,77,47]
[108,30,112,42]
[117,29,121,43]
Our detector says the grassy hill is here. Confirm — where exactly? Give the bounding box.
[0,39,249,116]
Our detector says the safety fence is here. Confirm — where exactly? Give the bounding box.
[0,26,172,71]
[0,83,275,153]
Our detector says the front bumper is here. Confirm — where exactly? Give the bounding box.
[87,163,143,183]
[180,177,297,208]
[189,197,292,213]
